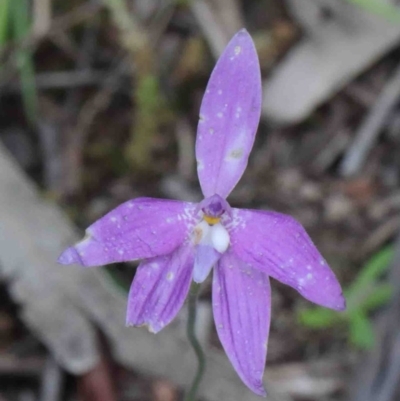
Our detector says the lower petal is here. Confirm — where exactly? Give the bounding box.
[229,208,345,310]
[193,244,220,283]
[126,244,194,333]
[213,250,271,396]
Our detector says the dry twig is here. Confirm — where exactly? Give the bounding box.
[340,63,400,177]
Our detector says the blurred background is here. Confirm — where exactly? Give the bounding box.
[1,0,400,400]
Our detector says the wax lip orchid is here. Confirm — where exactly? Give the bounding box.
[58,29,345,396]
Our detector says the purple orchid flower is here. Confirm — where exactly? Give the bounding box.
[58,29,345,396]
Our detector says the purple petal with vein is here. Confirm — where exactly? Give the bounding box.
[196,29,261,198]
[229,209,345,310]
[58,198,197,267]
[126,244,194,333]
[213,250,270,396]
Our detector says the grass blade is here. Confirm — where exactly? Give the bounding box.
[11,0,38,124]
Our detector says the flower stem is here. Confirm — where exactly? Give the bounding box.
[184,283,206,401]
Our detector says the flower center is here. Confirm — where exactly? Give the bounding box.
[191,194,232,283]
[203,215,221,225]
[192,220,229,252]
[192,194,232,252]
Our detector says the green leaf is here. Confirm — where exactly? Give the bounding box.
[10,0,30,38]
[345,0,400,22]
[298,307,338,329]
[349,312,375,349]
[0,0,10,46]
[360,283,393,312]
[18,53,38,124]
[345,245,393,310]
[10,0,38,124]
[299,246,393,348]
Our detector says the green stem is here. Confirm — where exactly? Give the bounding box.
[184,283,206,401]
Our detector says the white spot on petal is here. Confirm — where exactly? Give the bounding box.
[211,223,230,253]
[167,272,174,281]
[234,46,241,55]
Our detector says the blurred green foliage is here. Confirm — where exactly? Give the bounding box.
[0,0,10,45]
[125,73,166,169]
[346,0,400,22]
[298,246,394,349]
[0,0,38,124]
[102,0,168,171]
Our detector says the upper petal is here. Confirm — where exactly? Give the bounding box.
[58,198,197,266]
[126,243,194,333]
[196,29,261,199]
[228,209,345,311]
[213,250,270,396]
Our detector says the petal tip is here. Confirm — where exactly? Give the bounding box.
[334,294,347,311]
[320,292,346,311]
[57,246,82,265]
[125,318,160,334]
[237,28,249,36]
[249,382,267,397]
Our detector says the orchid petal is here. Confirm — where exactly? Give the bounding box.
[213,250,270,396]
[58,198,197,267]
[193,244,220,283]
[196,29,261,198]
[126,244,194,333]
[229,209,345,310]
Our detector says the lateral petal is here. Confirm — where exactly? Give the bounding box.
[196,29,261,198]
[229,209,345,310]
[213,250,270,396]
[58,198,197,266]
[126,244,194,333]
